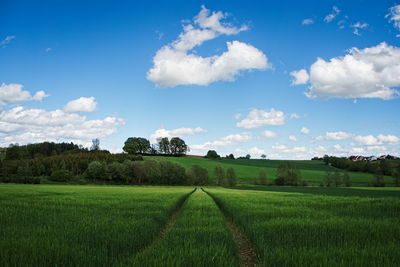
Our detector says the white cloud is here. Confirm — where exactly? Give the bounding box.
[387,4,400,32]
[64,97,97,113]
[292,42,400,100]
[290,69,310,85]
[249,146,265,155]
[302,18,314,25]
[191,133,251,150]
[45,47,52,52]
[0,83,49,105]
[290,113,301,119]
[315,131,353,141]
[147,6,269,87]
[234,113,242,119]
[150,127,206,142]
[351,22,368,36]
[324,6,340,23]
[261,130,278,139]
[272,144,306,153]
[353,134,400,146]
[367,145,387,152]
[0,106,124,147]
[0,36,15,47]
[289,135,297,142]
[236,108,285,129]
[300,127,310,134]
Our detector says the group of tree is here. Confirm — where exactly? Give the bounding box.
[123,137,188,156]
[322,156,394,175]
[214,165,237,186]
[274,161,307,186]
[322,170,351,187]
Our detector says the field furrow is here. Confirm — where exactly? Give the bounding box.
[125,188,239,266]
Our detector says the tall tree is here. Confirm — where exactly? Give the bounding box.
[158,137,170,154]
[123,137,151,154]
[226,167,237,186]
[215,165,226,186]
[91,138,100,151]
[169,137,188,155]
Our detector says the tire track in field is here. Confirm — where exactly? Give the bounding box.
[140,188,196,251]
[202,188,258,267]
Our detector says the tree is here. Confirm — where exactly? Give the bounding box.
[393,165,400,186]
[91,138,100,151]
[343,172,351,187]
[261,154,267,160]
[333,170,341,187]
[226,168,237,186]
[324,172,333,187]
[123,137,151,155]
[85,161,106,180]
[226,154,235,160]
[274,162,302,186]
[372,168,385,187]
[259,170,268,185]
[206,150,220,159]
[187,165,209,185]
[158,137,170,154]
[245,154,251,159]
[169,137,188,155]
[215,165,226,186]
[379,160,391,176]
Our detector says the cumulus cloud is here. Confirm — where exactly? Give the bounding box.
[150,127,206,142]
[64,97,97,113]
[272,144,306,153]
[0,36,15,47]
[290,69,309,85]
[351,22,368,36]
[147,6,269,87]
[302,18,314,25]
[0,83,49,105]
[291,42,400,100]
[324,6,340,23]
[261,130,278,139]
[353,134,400,146]
[387,4,400,33]
[191,133,251,151]
[300,127,310,134]
[249,146,265,155]
[289,135,297,141]
[315,131,353,141]
[290,113,301,119]
[0,106,124,147]
[236,108,285,129]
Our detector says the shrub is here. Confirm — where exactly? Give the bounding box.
[274,162,302,186]
[226,168,237,187]
[187,165,209,185]
[215,165,226,186]
[258,170,268,185]
[50,169,73,182]
[159,161,186,185]
[205,150,220,159]
[85,161,106,180]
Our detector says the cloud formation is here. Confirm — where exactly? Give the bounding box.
[0,36,15,47]
[300,127,310,134]
[0,83,49,105]
[324,6,340,23]
[261,130,278,139]
[291,42,400,100]
[0,106,124,147]
[387,4,400,35]
[236,108,285,129]
[64,97,97,113]
[191,133,251,151]
[351,22,368,36]
[302,19,314,25]
[147,6,269,87]
[150,127,206,142]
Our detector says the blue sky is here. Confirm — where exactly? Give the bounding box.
[1,0,399,159]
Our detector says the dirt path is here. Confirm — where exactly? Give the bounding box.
[202,188,258,267]
[140,188,196,251]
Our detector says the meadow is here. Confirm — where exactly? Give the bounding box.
[1,184,400,266]
[145,156,394,186]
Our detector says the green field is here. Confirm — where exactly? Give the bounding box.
[1,184,400,266]
[145,156,393,186]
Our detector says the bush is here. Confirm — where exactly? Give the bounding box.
[159,161,186,185]
[85,161,106,180]
[187,165,209,185]
[50,169,73,182]
[274,162,302,186]
[215,165,226,186]
[258,170,268,185]
[226,168,237,187]
[205,150,220,159]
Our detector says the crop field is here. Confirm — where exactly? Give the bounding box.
[1,184,400,266]
[206,186,400,266]
[145,156,393,186]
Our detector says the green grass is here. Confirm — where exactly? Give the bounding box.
[0,184,193,266]
[145,156,394,186]
[125,189,238,266]
[206,186,400,266]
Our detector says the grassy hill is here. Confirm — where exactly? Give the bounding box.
[145,156,394,186]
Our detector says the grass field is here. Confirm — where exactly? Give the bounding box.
[1,184,400,266]
[206,186,400,266]
[0,184,193,266]
[145,156,394,186]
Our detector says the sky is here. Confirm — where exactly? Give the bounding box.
[1,0,400,159]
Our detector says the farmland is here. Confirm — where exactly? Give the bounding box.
[1,184,400,266]
[145,156,394,186]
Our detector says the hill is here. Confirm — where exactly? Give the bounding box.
[145,156,394,186]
